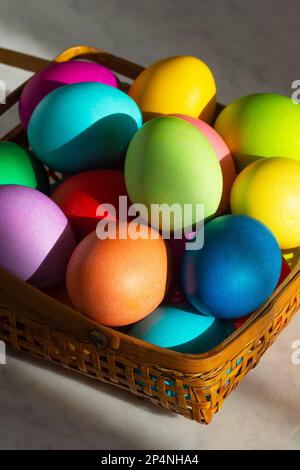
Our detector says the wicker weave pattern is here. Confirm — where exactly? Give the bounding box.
[0,45,299,424]
[0,280,299,423]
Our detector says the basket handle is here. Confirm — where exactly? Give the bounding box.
[0,47,49,72]
[0,45,144,77]
[0,45,144,118]
[53,45,144,79]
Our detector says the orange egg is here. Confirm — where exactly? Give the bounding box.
[66,223,171,326]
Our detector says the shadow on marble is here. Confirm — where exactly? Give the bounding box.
[0,349,178,450]
[8,347,175,416]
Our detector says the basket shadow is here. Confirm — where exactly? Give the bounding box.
[0,347,177,450]
[10,345,175,415]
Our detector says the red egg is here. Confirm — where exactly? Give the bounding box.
[277,257,291,286]
[167,232,195,303]
[52,169,128,240]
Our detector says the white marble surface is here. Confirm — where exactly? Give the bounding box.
[0,0,300,450]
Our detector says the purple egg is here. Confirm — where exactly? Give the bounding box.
[19,60,118,129]
[0,185,76,287]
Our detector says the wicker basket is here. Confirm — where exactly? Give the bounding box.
[0,45,299,424]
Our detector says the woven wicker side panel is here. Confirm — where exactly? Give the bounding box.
[1,290,299,424]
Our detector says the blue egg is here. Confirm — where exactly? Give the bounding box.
[28,82,142,173]
[128,304,233,354]
[182,215,282,319]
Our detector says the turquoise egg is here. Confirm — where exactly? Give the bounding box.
[28,82,142,174]
[128,304,233,354]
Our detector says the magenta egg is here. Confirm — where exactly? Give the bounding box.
[19,60,118,129]
[0,185,76,287]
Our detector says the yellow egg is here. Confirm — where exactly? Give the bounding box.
[230,157,300,250]
[128,56,216,123]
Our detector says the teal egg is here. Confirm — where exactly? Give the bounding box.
[128,304,233,354]
[28,82,142,174]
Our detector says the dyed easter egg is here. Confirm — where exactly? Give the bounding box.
[52,170,127,239]
[19,60,117,129]
[232,257,291,330]
[232,315,249,330]
[166,232,196,299]
[66,223,171,326]
[129,56,216,122]
[215,93,300,170]
[230,157,300,249]
[124,116,222,231]
[128,304,233,354]
[182,215,282,319]
[172,115,236,213]
[28,82,142,174]
[278,257,292,285]
[0,185,76,286]
[0,142,49,193]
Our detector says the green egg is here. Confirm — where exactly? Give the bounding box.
[215,93,300,171]
[0,142,49,193]
[124,116,222,231]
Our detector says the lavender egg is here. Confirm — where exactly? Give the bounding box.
[0,185,76,287]
[19,60,118,129]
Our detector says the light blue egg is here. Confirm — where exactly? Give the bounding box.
[129,304,233,354]
[28,82,142,174]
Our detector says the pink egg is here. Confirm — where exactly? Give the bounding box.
[19,60,118,129]
[172,114,237,213]
[0,185,76,287]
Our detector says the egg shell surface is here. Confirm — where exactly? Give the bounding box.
[232,257,291,329]
[230,157,300,249]
[0,142,49,193]
[182,215,282,319]
[172,114,236,213]
[66,223,171,326]
[28,82,142,174]
[128,303,233,354]
[52,169,128,240]
[0,185,76,286]
[124,116,222,231]
[19,60,118,129]
[215,93,300,170]
[128,56,216,122]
